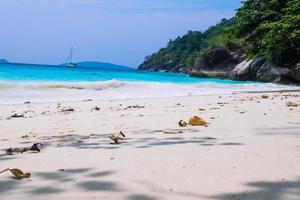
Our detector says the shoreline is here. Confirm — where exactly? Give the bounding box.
[0,91,299,199]
[1,87,300,106]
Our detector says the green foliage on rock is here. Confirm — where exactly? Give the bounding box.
[139,0,300,71]
[234,0,300,64]
[139,18,237,70]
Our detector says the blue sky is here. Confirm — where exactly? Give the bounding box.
[0,0,241,67]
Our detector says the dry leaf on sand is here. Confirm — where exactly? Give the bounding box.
[0,168,31,179]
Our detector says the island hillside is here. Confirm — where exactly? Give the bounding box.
[138,0,300,84]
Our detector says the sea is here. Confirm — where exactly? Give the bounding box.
[0,63,296,104]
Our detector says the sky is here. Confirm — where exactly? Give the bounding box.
[0,0,241,68]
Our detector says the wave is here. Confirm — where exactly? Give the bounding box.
[0,80,126,90]
[0,79,298,104]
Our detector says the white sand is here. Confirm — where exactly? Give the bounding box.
[0,92,300,200]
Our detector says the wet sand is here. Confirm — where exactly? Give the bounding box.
[0,92,300,200]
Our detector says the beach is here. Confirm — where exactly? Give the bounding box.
[1,91,300,200]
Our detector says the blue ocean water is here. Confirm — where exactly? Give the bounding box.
[0,63,292,104]
[0,63,243,84]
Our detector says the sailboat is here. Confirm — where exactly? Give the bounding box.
[66,47,78,68]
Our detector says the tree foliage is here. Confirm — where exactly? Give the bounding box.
[234,0,300,64]
[139,18,237,70]
[139,0,300,71]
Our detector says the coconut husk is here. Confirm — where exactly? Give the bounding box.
[188,116,208,126]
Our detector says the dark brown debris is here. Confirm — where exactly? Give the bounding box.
[6,143,43,155]
[10,113,24,118]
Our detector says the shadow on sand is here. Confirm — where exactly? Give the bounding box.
[210,178,300,200]
[35,128,244,151]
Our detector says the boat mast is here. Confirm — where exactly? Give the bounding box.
[70,47,73,64]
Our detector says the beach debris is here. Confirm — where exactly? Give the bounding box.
[94,106,100,111]
[261,95,269,99]
[125,105,145,109]
[21,135,29,139]
[286,101,298,107]
[109,131,126,144]
[60,107,75,112]
[6,143,43,155]
[178,120,188,127]
[198,108,206,111]
[83,99,93,102]
[24,101,31,104]
[164,130,183,134]
[10,113,24,118]
[188,116,208,126]
[0,168,31,179]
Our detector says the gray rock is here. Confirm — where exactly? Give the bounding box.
[293,63,300,82]
[257,61,295,83]
[231,60,253,81]
[249,57,266,80]
[195,47,239,71]
[189,70,232,79]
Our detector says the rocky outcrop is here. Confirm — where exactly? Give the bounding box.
[139,46,299,84]
[188,70,232,79]
[195,47,239,71]
[256,61,295,83]
[189,58,299,84]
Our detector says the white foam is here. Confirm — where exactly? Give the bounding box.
[0,80,298,104]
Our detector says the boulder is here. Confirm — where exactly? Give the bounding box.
[293,63,300,82]
[249,57,266,80]
[195,47,239,71]
[231,60,253,81]
[257,61,295,83]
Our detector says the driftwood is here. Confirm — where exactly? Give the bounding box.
[286,101,298,107]
[109,131,126,144]
[0,168,31,179]
[6,143,43,155]
[60,108,75,112]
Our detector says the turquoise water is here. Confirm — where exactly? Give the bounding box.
[0,63,243,84]
[0,63,293,104]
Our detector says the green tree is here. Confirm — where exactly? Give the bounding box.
[257,0,300,64]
